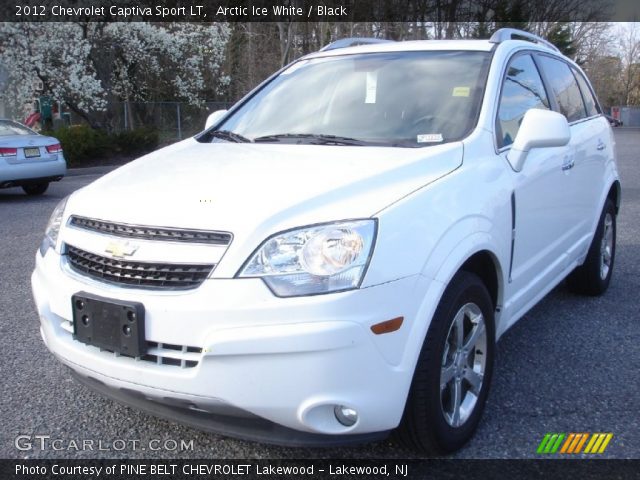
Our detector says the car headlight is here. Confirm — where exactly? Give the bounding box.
[238,219,377,297]
[39,196,68,256]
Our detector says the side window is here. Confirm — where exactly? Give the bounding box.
[537,56,587,123]
[572,68,600,117]
[497,54,549,148]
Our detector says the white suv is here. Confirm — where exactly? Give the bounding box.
[32,29,620,453]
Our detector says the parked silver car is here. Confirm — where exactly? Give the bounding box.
[0,119,66,195]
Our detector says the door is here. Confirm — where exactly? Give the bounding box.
[495,53,575,317]
[535,55,607,263]
[570,66,611,259]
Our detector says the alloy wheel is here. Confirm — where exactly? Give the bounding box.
[440,302,487,428]
[600,212,614,280]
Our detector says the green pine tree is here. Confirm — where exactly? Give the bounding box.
[546,23,576,59]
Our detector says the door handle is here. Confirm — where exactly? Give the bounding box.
[597,140,606,151]
[562,156,575,171]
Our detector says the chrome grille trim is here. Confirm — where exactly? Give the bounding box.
[69,216,232,246]
[65,244,214,290]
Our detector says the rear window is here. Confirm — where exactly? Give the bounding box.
[0,120,35,136]
[537,56,587,123]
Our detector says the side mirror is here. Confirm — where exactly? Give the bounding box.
[507,109,570,172]
[204,109,228,130]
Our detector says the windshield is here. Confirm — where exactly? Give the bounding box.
[0,120,36,136]
[206,50,491,147]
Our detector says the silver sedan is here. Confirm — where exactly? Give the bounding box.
[0,119,66,195]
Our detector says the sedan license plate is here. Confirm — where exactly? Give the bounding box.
[23,147,41,158]
[72,292,146,357]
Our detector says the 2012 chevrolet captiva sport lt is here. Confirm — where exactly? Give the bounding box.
[32,29,620,453]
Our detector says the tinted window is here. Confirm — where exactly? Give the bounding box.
[497,54,549,148]
[572,68,599,117]
[537,56,587,122]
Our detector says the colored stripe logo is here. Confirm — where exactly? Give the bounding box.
[537,433,613,454]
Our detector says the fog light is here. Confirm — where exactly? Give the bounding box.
[334,405,358,427]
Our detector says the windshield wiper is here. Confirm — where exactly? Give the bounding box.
[209,130,251,143]
[253,133,366,146]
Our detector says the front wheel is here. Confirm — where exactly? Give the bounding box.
[396,271,495,454]
[567,198,616,296]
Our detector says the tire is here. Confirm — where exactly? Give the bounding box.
[396,271,495,454]
[22,183,49,196]
[567,198,616,296]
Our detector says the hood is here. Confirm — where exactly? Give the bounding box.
[67,138,461,250]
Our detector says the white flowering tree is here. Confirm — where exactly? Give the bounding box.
[104,23,230,106]
[0,22,106,125]
[0,22,230,128]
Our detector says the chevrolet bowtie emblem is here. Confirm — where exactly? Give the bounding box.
[105,241,139,259]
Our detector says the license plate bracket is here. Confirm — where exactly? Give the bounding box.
[24,147,41,158]
[72,292,146,357]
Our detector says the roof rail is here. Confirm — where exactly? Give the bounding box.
[489,28,560,52]
[320,37,395,52]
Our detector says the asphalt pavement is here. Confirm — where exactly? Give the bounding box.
[1,129,638,459]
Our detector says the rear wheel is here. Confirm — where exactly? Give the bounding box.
[22,183,49,196]
[567,198,616,296]
[396,271,495,454]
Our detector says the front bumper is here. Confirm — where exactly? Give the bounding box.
[32,248,428,442]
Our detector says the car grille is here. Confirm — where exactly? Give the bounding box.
[66,245,214,289]
[142,341,202,368]
[105,341,202,368]
[69,216,232,245]
[58,317,203,368]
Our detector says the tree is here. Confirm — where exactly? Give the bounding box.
[0,23,106,125]
[587,55,624,109]
[617,23,640,105]
[546,23,576,58]
[0,22,230,128]
[102,22,230,107]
